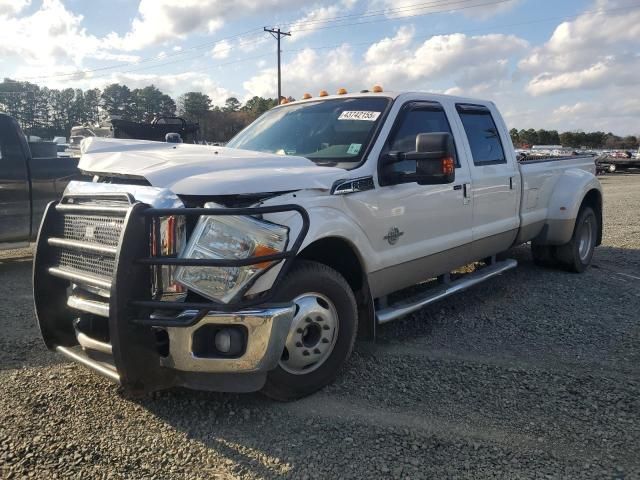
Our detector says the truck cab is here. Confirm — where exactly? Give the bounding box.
[0,114,80,249]
[32,90,602,400]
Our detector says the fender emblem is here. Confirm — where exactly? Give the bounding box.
[384,227,404,245]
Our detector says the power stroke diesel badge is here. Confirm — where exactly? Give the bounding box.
[384,227,404,245]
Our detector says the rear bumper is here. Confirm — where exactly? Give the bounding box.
[33,190,307,394]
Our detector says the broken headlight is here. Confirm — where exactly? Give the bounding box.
[175,204,288,304]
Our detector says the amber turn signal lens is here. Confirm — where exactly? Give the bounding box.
[442,157,455,175]
[319,90,329,97]
[372,85,383,93]
[253,244,279,269]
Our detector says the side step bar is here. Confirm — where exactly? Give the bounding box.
[376,258,517,324]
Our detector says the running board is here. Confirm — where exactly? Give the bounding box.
[376,258,517,324]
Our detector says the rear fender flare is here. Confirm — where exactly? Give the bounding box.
[537,170,602,245]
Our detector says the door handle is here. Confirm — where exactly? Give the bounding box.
[463,183,471,205]
[453,184,462,191]
[509,177,514,190]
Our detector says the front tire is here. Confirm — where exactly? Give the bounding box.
[262,260,358,401]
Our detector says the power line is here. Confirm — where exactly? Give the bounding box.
[291,0,514,33]
[282,3,640,54]
[13,0,506,82]
[16,28,265,81]
[278,0,506,29]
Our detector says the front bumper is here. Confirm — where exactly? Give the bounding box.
[33,187,307,394]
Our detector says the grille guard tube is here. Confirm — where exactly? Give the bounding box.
[34,198,310,394]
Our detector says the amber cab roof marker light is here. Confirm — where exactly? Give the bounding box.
[280,98,289,105]
[302,93,312,99]
[337,88,347,95]
[319,90,329,97]
[372,85,383,93]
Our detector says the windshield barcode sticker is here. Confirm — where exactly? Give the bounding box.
[338,111,381,121]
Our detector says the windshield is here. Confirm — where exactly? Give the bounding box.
[226,97,391,168]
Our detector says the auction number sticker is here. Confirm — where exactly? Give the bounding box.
[338,111,381,121]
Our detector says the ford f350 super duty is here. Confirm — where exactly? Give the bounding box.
[33,90,602,400]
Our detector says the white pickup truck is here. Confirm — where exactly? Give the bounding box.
[33,89,602,400]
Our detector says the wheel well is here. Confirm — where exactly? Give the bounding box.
[297,237,375,340]
[582,189,603,246]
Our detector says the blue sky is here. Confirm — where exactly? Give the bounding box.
[1,0,639,134]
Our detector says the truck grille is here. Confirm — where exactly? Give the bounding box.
[56,249,117,279]
[46,197,132,292]
[61,214,124,247]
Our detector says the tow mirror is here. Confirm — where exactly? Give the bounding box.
[414,132,456,185]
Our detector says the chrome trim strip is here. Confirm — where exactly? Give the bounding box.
[161,305,296,373]
[48,266,112,290]
[56,203,130,214]
[76,331,113,355]
[48,237,118,256]
[56,346,120,383]
[67,295,110,317]
[376,259,518,324]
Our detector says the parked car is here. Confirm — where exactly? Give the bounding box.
[0,113,82,250]
[33,90,603,400]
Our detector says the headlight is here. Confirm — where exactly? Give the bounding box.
[175,205,289,304]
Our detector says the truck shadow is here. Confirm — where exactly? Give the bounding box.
[128,243,640,478]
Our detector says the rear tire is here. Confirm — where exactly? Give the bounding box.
[261,260,358,401]
[556,206,598,273]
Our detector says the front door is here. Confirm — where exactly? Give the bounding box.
[366,101,474,297]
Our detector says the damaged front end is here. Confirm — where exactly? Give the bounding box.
[33,182,309,394]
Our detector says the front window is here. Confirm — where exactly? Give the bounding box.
[226,97,391,168]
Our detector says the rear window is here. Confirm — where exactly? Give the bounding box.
[456,104,506,166]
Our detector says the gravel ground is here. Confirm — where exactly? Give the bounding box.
[1,173,639,479]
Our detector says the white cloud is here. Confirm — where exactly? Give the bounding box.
[526,56,639,96]
[244,29,528,99]
[0,0,139,69]
[519,0,640,95]
[243,44,360,99]
[0,0,30,16]
[211,40,231,59]
[287,3,343,40]
[104,0,304,51]
[363,29,527,91]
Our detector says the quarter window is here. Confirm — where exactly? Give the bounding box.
[456,105,506,166]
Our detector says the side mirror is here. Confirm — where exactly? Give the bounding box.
[415,132,456,185]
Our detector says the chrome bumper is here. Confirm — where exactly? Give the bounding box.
[161,306,295,373]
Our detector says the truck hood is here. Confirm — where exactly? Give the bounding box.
[78,137,347,195]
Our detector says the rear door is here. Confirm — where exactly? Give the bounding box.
[454,103,520,256]
[0,116,31,244]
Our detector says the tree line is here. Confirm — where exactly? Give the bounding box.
[0,79,279,142]
[510,128,639,150]
[2,78,637,148]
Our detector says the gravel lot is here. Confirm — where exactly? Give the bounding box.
[1,173,639,479]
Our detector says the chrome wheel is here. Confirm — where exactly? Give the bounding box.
[279,293,339,375]
[578,215,594,262]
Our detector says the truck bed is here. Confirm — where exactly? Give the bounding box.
[517,154,597,244]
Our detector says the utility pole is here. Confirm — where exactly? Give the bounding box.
[264,27,291,102]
